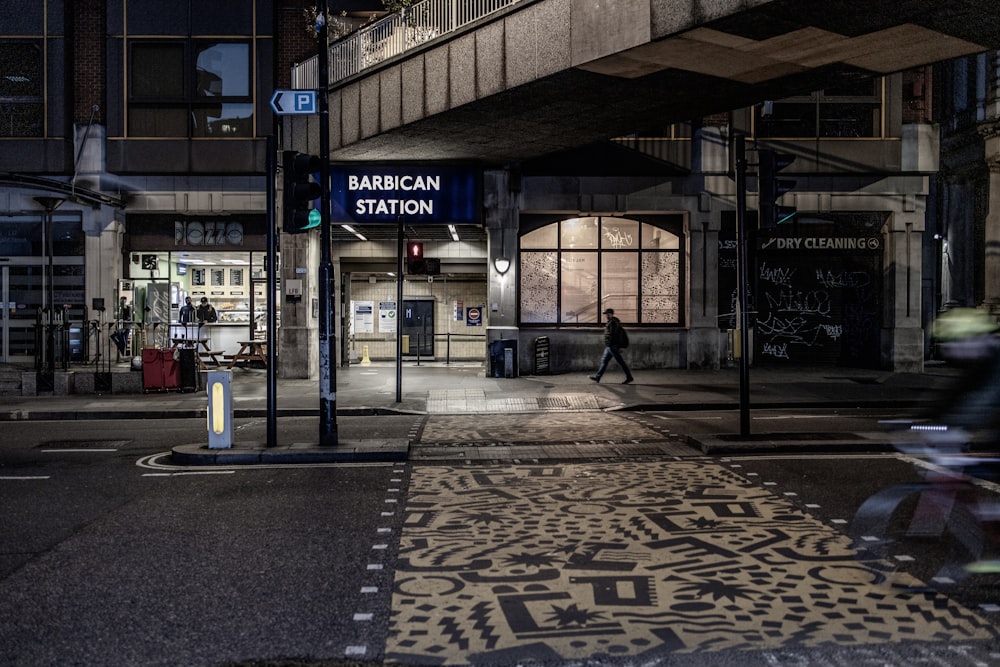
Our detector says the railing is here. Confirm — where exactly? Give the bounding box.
[292,0,521,89]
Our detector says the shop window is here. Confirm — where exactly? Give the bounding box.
[756,78,884,139]
[519,216,683,325]
[128,40,252,137]
[0,40,43,137]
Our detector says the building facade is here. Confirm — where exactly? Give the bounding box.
[930,50,1000,329]
[0,0,954,391]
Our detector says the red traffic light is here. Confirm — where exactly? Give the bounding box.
[408,242,423,259]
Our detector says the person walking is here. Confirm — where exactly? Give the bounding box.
[590,308,634,384]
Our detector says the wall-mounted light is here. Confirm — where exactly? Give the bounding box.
[494,223,511,275]
[448,224,460,242]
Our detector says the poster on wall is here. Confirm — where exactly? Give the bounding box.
[353,301,374,334]
[379,301,397,333]
[466,306,483,327]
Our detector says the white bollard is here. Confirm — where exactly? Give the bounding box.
[206,370,233,449]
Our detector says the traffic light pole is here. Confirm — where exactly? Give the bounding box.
[317,0,338,446]
[735,134,751,436]
[266,133,277,448]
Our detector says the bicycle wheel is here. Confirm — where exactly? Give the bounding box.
[848,481,989,585]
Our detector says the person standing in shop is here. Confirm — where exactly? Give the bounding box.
[179,296,196,324]
[196,296,218,323]
[590,308,634,384]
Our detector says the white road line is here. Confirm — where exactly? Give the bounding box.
[144,470,237,476]
[42,448,117,453]
[135,452,398,472]
[0,475,51,480]
[753,414,832,420]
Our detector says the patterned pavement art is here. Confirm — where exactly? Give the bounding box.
[387,461,996,665]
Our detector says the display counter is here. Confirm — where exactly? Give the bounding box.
[201,323,254,359]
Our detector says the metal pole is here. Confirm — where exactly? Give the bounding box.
[735,133,751,436]
[266,133,277,448]
[396,219,403,403]
[317,0,338,446]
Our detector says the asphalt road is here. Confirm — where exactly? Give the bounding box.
[2,413,999,666]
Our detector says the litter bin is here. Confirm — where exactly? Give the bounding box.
[489,339,518,378]
[177,347,199,392]
[144,348,182,392]
[533,336,550,375]
[142,348,165,392]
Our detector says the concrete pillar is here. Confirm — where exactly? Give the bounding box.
[278,232,319,379]
[484,170,519,327]
[885,212,925,372]
[980,124,1000,314]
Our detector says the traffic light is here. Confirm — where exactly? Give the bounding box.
[758,148,796,228]
[406,241,425,274]
[282,150,322,234]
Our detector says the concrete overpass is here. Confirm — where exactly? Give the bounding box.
[289,0,1000,163]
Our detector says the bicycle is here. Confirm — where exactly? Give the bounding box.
[850,309,1000,585]
[849,430,1000,585]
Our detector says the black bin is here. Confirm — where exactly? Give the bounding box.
[178,348,199,392]
[489,339,518,378]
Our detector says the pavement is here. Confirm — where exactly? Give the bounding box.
[0,360,971,464]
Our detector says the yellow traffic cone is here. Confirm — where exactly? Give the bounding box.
[361,344,371,366]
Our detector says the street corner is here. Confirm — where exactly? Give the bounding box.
[169,439,410,465]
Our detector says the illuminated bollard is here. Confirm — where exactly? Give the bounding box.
[206,370,233,449]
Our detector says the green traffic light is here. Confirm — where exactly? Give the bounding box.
[305,208,321,230]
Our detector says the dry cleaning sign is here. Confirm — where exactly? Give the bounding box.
[330,165,481,225]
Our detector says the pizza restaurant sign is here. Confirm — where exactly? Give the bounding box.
[175,220,245,246]
[128,215,265,251]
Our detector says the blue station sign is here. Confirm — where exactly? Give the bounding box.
[330,165,481,225]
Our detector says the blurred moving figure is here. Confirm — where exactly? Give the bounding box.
[930,308,1000,442]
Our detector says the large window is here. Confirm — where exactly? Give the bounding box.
[128,41,252,137]
[0,40,43,137]
[755,78,884,139]
[519,216,683,325]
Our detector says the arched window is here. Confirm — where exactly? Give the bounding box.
[519,216,684,325]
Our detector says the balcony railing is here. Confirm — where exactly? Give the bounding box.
[292,0,521,89]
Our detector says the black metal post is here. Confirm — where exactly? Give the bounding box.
[317,0,338,446]
[34,196,65,381]
[396,220,403,403]
[266,134,277,448]
[735,133,751,436]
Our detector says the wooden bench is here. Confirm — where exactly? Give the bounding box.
[199,350,224,366]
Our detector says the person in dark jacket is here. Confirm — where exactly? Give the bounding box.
[590,308,634,384]
[179,296,196,324]
[196,296,218,323]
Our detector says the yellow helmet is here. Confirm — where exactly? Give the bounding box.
[932,308,999,341]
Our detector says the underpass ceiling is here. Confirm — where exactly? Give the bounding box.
[324,0,999,164]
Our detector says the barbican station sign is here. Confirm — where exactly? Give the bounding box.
[330,165,481,225]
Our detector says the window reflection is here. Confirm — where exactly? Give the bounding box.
[0,40,43,137]
[519,217,683,326]
[128,40,252,137]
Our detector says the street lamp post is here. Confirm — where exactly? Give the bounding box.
[34,196,66,377]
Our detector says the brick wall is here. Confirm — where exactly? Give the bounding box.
[277,1,321,88]
[72,0,105,125]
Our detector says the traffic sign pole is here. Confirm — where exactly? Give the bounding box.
[317,0,338,447]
